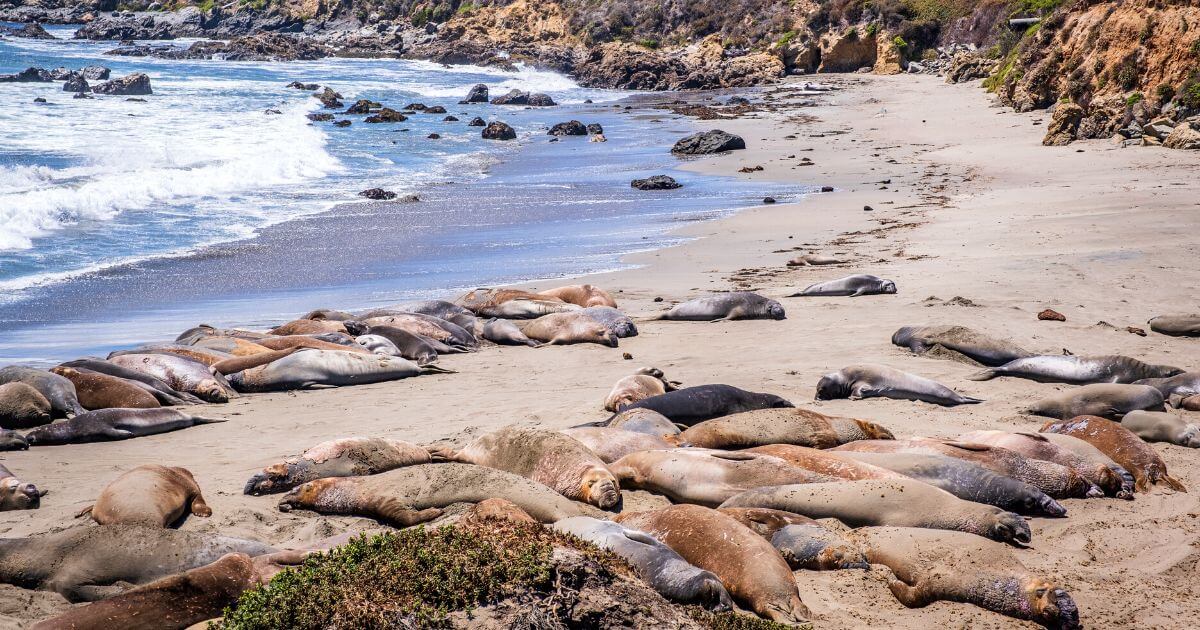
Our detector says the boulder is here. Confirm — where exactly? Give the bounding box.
[404,103,427,110]
[91,72,151,95]
[1164,120,1200,150]
[315,87,342,109]
[424,105,446,114]
[307,113,335,122]
[287,81,318,90]
[944,52,995,84]
[81,65,110,80]
[359,188,397,200]
[460,83,488,103]
[491,89,556,106]
[548,120,587,136]
[1143,118,1177,139]
[631,175,682,190]
[0,67,53,82]
[364,108,407,123]
[527,93,557,106]
[817,29,876,73]
[2,23,55,39]
[62,73,89,93]
[586,123,604,135]
[467,116,486,127]
[333,120,351,127]
[671,129,745,154]
[345,99,382,114]
[482,121,517,140]
[1042,103,1083,146]
[443,115,459,122]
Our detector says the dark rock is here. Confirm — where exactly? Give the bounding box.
[32,97,47,103]
[467,116,486,127]
[631,175,682,190]
[264,108,282,115]
[482,121,517,140]
[820,186,834,192]
[549,137,559,143]
[287,81,318,90]
[548,120,587,136]
[528,93,557,106]
[0,67,53,82]
[345,99,382,114]
[364,108,407,123]
[863,205,874,212]
[108,33,330,62]
[726,96,750,106]
[404,103,427,111]
[0,22,55,39]
[91,72,151,95]
[670,129,745,154]
[125,98,145,102]
[307,113,334,122]
[73,92,93,99]
[62,74,90,93]
[762,197,776,204]
[333,120,351,127]
[315,87,342,109]
[81,65,110,80]
[491,89,556,106]
[443,115,459,122]
[586,123,604,135]
[359,188,397,200]
[428,133,441,139]
[460,83,488,103]
[424,105,446,114]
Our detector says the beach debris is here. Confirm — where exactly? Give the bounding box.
[1039,309,1067,322]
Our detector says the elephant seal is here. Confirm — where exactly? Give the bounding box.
[389,299,475,322]
[79,465,210,527]
[0,429,29,451]
[362,325,451,364]
[970,354,1183,384]
[1134,371,1200,404]
[0,366,84,419]
[559,427,678,463]
[456,288,580,319]
[746,444,906,480]
[1041,416,1187,492]
[1180,394,1200,410]
[210,347,303,375]
[190,336,274,356]
[789,274,897,297]
[517,311,618,346]
[278,463,603,524]
[0,382,52,429]
[24,409,226,446]
[175,325,269,346]
[476,317,541,346]
[581,306,638,337]
[255,335,371,354]
[1035,432,1138,491]
[841,451,1067,516]
[0,462,44,511]
[787,253,847,266]
[459,497,537,525]
[606,384,793,427]
[608,449,835,506]
[49,366,160,409]
[552,516,733,610]
[717,507,869,570]
[816,364,982,406]
[538,284,618,308]
[110,345,230,367]
[847,527,1081,629]
[653,292,785,322]
[108,354,236,403]
[675,407,894,449]
[605,407,681,435]
[891,325,1033,367]
[0,525,277,602]
[431,427,620,509]
[361,313,477,349]
[1148,314,1200,337]
[353,334,403,356]
[614,505,809,623]
[227,350,436,392]
[244,436,432,495]
[302,308,355,321]
[604,368,681,411]
[58,359,200,405]
[957,430,1133,499]
[1120,410,1200,447]
[720,479,1032,545]
[269,319,357,336]
[1026,383,1165,420]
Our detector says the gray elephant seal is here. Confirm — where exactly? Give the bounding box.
[717,507,869,570]
[559,427,678,463]
[581,306,638,337]
[478,317,541,346]
[720,479,1032,545]
[0,429,28,451]
[675,407,894,449]
[604,408,681,435]
[244,437,431,495]
[57,359,200,405]
[787,253,847,266]
[0,366,84,419]
[604,367,681,411]
[79,465,210,527]
[816,364,982,406]
[0,462,44,511]
[175,324,270,346]
[892,325,1033,367]
[517,311,619,346]
[847,527,1081,629]
[1041,415,1187,492]
[24,409,225,446]
[958,430,1134,499]
[1026,383,1165,420]
[789,274,896,297]
[353,334,403,356]
[227,350,436,392]
[0,382,52,429]
[360,313,477,349]
[609,448,835,506]
[1148,314,1200,337]
[108,354,236,403]
[1134,371,1200,404]
[361,325,449,364]
[1120,410,1200,447]
[604,384,793,427]
[552,516,732,610]
[279,463,603,524]
[653,292,785,321]
[971,354,1183,384]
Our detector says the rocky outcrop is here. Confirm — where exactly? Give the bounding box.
[460,83,488,103]
[0,22,54,39]
[91,73,152,96]
[874,35,904,75]
[314,87,342,109]
[482,121,517,140]
[345,99,382,114]
[491,89,557,106]
[944,52,995,84]
[359,188,397,200]
[1164,119,1200,150]
[62,73,89,93]
[1043,103,1084,146]
[0,67,53,82]
[107,33,330,61]
[548,120,586,136]
[818,28,876,73]
[671,129,746,154]
[631,175,682,190]
[364,108,407,123]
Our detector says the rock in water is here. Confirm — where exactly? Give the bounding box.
[62,73,90,93]
[671,129,746,154]
[424,105,447,114]
[315,87,342,109]
[548,120,587,136]
[81,65,110,80]
[461,83,488,103]
[345,99,381,114]
[359,188,397,200]
[1,23,55,39]
[287,81,318,90]
[91,73,151,95]
[491,89,557,106]
[482,121,517,140]
[306,113,334,122]
[631,175,682,190]
[0,67,53,82]
[364,108,407,123]
[467,117,486,127]
[587,123,604,135]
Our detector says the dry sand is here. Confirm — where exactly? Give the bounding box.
[3,73,1198,629]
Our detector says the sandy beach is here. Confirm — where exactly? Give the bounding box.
[3,73,1198,629]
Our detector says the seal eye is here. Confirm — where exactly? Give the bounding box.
[1035,588,1048,598]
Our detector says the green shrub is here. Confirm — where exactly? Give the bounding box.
[1157,83,1175,102]
[1178,71,1200,109]
[892,35,908,48]
[1125,92,1143,107]
[865,22,879,37]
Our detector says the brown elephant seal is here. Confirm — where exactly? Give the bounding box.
[718,507,869,570]
[456,288,580,319]
[720,479,1032,545]
[459,497,537,525]
[1041,416,1187,492]
[255,334,371,354]
[431,427,620,509]
[191,336,276,356]
[602,384,793,427]
[360,313,477,349]
[456,287,563,309]
[538,284,618,308]
[49,366,160,410]
[78,465,210,527]
[109,344,230,367]
[1178,394,1200,411]
[227,350,437,392]
[1120,410,1200,448]
[957,430,1134,499]
[108,353,237,403]
[604,367,681,411]
[605,407,681,435]
[0,381,52,429]
[787,253,847,266]
[302,308,355,321]
[1134,371,1200,404]
[1148,314,1200,337]
[745,444,906,480]
[816,364,982,406]
[847,526,1081,629]
[608,448,835,506]
[278,463,603,524]
[0,525,277,602]
[559,427,678,463]
[517,311,618,346]
[552,516,733,611]
[57,359,200,406]
[0,462,44,510]
[269,318,356,336]
[476,317,542,346]
[1026,383,1165,419]
[210,347,303,375]
[0,429,28,451]
[175,324,269,346]
[1035,432,1138,492]
[24,409,225,446]
[675,407,894,449]
[244,436,432,495]
[788,273,897,297]
[970,354,1183,384]
[652,291,785,321]
[614,505,809,623]
[0,366,84,419]
[891,325,1033,367]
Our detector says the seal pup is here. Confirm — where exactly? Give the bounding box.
[746,444,906,480]
[847,527,1081,629]
[1026,383,1165,420]
[0,462,44,511]
[0,366,84,419]
[581,306,638,337]
[538,284,618,308]
[1134,371,1200,404]
[970,354,1183,384]
[24,408,226,446]
[718,507,868,570]
[891,325,1033,366]
[1119,410,1200,447]
[603,384,793,427]
[278,463,603,524]
[816,364,982,406]
[430,427,620,509]
[552,516,733,610]
[604,367,681,411]
[1148,314,1200,337]
[517,311,619,346]
[0,382,52,429]
[652,292,785,322]
[227,350,437,392]
[1041,416,1187,492]
[49,366,160,409]
[789,273,897,297]
[675,407,894,449]
[107,354,237,403]
[957,430,1133,499]
[78,465,210,527]
[0,429,28,451]
[787,253,847,266]
[459,497,538,525]
[608,449,836,506]
[477,317,541,346]
[614,505,810,624]
[605,408,681,435]
[559,427,678,463]
[244,436,432,495]
[58,359,201,405]
[720,479,1032,545]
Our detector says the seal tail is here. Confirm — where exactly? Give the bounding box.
[420,365,457,374]
[967,369,998,381]
[74,505,94,519]
[955,395,984,405]
[1160,473,1187,492]
[189,416,228,425]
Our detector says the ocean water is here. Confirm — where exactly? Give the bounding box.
[0,24,809,364]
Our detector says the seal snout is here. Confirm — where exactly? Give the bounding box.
[243,474,271,496]
[1039,496,1068,518]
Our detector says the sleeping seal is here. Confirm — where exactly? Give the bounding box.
[1120,410,1200,447]
[847,527,1081,629]
[652,292,785,322]
[787,253,847,266]
[78,464,210,527]
[605,408,681,435]
[604,367,681,411]
[1148,314,1200,337]
[244,436,432,495]
[717,507,869,570]
[517,311,618,346]
[456,288,580,319]
[551,516,732,610]
[0,462,44,511]
[353,334,403,356]
[745,444,906,481]
[1041,415,1187,492]
[971,355,1183,384]
[559,427,678,463]
[49,366,160,410]
[477,318,541,346]
[789,274,896,297]
[1026,383,1165,419]
[581,306,638,337]
[58,359,201,405]
[360,325,449,364]
[360,313,477,349]
[0,382,52,429]
[957,430,1134,499]
[226,350,436,392]
[0,429,29,451]
[816,364,982,406]
[603,384,793,427]
[538,284,618,308]
[608,448,835,506]
[24,409,226,446]
[675,407,894,449]
[0,366,84,419]
[107,354,237,403]
[891,325,1033,366]
[1133,371,1200,404]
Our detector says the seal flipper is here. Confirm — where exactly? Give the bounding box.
[1159,473,1187,492]
[73,505,94,519]
[887,578,934,608]
[187,416,228,425]
[967,369,999,381]
[373,501,442,526]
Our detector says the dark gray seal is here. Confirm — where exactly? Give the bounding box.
[58,359,200,405]
[0,366,84,419]
[653,292,785,322]
[1026,384,1165,420]
[362,324,454,364]
[891,325,1033,366]
[0,429,29,451]
[717,507,869,570]
[597,384,793,427]
[24,409,226,446]
[1134,371,1200,405]
[1148,314,1200,337]
[970,354,1183,384]
[582,306,638,337]
[816,364,982,406]
[477,317,541,346]
[788,274,896,297]
[0,462,44,511]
